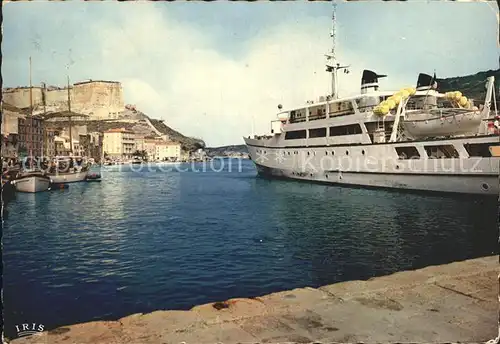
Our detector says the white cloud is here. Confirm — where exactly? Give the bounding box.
[86,4,435,146]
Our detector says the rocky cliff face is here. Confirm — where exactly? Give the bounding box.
[44,108,205,152]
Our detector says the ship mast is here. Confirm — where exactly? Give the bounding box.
[325,1,349,99]
[29,57,33,160]
[67,75,73,155]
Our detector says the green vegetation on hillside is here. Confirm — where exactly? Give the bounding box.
[437,69,499,104]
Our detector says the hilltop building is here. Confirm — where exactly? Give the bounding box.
[3,80,124,121]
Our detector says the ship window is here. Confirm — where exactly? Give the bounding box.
[464,143,492,157]
[395,146,420,159]
[424,145,459,159]
[329,124,362,136]
[285,130,307,140]
[309,127,327,138]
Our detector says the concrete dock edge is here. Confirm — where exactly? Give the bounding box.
[9,255,499,344]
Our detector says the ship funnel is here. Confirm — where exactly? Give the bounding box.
[416,72,437,91]
[361,70,387,94]
[415,72,438,109]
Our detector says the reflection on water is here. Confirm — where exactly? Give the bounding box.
[3,160,497,338]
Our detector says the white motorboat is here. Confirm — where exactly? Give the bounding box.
[402,108,484,139]
[12,172,51,193]
[47,156,90,183]
[49,170,88,184]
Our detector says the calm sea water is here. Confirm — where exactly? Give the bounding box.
[3,159,498,337]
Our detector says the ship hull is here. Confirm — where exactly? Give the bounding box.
[245,136,499,196]
[48,170,89,184]
[254,163,498,196]
[13,174,51,193]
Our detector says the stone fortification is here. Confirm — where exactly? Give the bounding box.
[3,80,124,120]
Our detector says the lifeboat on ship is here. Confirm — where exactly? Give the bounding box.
[402,108,483,139]
[399,72,483,139]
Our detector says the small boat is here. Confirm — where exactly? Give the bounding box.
[49,183,70,190]
[12,172,51,193]
[156,161,182,166]
[49,170,89,184]
[130,157,143,165]
[402,108,483,139]
[47,156,90,183]
[85,173,102,182]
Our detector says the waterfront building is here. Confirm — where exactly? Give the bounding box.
[155,141,182,161]
[18,114,44,158]
[134,135,146,152]
[54,137,68,156]
[143,137,162,161]
[43,128,57,158]
[103,127,135,159]
[53,136,81,156]
[78,134,89,157]
[1,103,23,158]
[88,132,104,162]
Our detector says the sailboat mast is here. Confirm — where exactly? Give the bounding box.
[29,56,33,159]
[42,82,46,159]
[67,75,73,155]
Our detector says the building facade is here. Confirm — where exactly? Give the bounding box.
[1,104,23,158]
[155,141,182,161]
[44,128,57,158]
[103,128,135,159]
[18,115,44,158]
[88,132,104,162]
[54,137,68,156]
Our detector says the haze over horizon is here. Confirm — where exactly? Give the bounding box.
[3,1,499,146]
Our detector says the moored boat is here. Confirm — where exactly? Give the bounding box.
[49,170,88,184]
[85,173,102,182]
[12,172,51,193]
[47,156,90,183]
[243,3,499,196]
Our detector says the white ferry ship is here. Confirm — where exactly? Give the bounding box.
[244,6,499,196]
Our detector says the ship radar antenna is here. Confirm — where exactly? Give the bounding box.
[325,0,350,99]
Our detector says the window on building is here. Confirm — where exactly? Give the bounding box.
[285,130,307,140]
[395,146,420,159]
[309,128,327,138]
[329,124,362,136]
[464,143,493,157]
[424,145,460,158]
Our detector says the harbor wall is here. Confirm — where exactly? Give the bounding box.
[9,255,498,344]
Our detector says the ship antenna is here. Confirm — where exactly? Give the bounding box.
[326,0,350,99]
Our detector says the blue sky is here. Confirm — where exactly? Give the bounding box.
[3,1,499,146]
